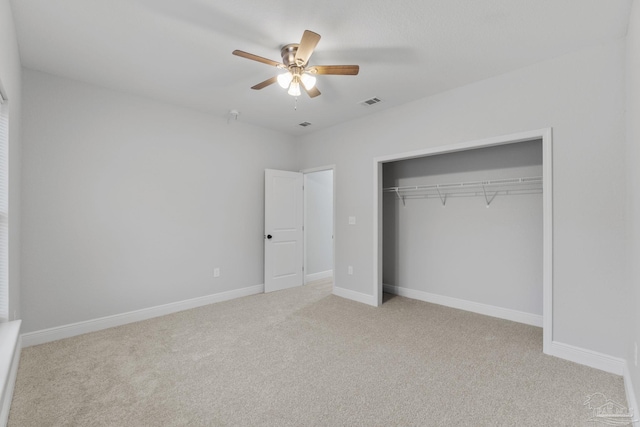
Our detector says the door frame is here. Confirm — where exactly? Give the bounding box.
[301,165,336,289]
[373,128,553,354]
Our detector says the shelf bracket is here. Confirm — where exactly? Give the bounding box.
[394,188,406,206]
[436,188,447,206]
[481,184,498,207]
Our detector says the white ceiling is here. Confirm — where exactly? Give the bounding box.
[10,0,633,136]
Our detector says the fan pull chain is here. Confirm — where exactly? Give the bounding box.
[294,97,298,111]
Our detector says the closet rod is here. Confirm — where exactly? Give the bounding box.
[383,176,542,194]
[383,176,542,206]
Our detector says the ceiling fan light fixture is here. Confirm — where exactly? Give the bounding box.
[277,72,293,89]
[233,30,360,100]
[300,73,316,90]
[288,80,301,97]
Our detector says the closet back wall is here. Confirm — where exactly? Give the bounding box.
[383,141,543,316]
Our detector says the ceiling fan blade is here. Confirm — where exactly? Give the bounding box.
[303,85,321,98]
[307,65,359,75]
[295,30,321,66]
[232,50,284,68]
[251,76,278,90]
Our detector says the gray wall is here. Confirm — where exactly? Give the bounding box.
[304,170,333,278]
[0,0,22,322]
[625,0,640,413]
[383,141,542,315]
[297,39,627,357]
[20,69,297,333]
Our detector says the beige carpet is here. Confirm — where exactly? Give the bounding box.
[9,281,628,426]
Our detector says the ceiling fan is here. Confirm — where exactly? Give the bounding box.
[232,30,359,98]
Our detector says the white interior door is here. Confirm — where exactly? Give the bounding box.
[264,169,303,293]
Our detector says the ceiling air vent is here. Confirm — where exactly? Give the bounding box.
[360,97,382,107]
[299,121,312,127]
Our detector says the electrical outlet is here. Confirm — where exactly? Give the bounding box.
[348,266,353,275]
[635,342,638,367]
[348,216,356,225]
[214,268,220,278]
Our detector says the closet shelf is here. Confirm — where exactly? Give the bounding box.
[383,176,542,206]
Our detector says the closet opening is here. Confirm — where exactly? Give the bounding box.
[373,129,552,353]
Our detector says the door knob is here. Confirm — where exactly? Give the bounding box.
[266,234,273,240]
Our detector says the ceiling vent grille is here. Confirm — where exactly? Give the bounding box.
[360,97,382,106]
[299,121,312,127]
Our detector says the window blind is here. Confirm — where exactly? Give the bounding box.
[0,98,8,322]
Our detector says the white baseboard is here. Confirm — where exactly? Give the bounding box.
[21,284,264,348]
[305,270,333,284]
[333,286,377,307]
[547,344,638,424]
[383,284,635,398]
[623,362,640,426]
[547,341,625,375]
[0,320,21,427]
[383,284,543,327]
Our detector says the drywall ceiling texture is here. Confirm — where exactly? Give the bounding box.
[382,142,542,317]
[0,0,22,322]
[625,0,640,414]
[297,39,627,358]
[8,0,633,135]
[19,69,297,333]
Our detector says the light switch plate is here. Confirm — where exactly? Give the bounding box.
[348,216,356,225]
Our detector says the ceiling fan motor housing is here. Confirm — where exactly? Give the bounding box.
[281,44,301,67]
